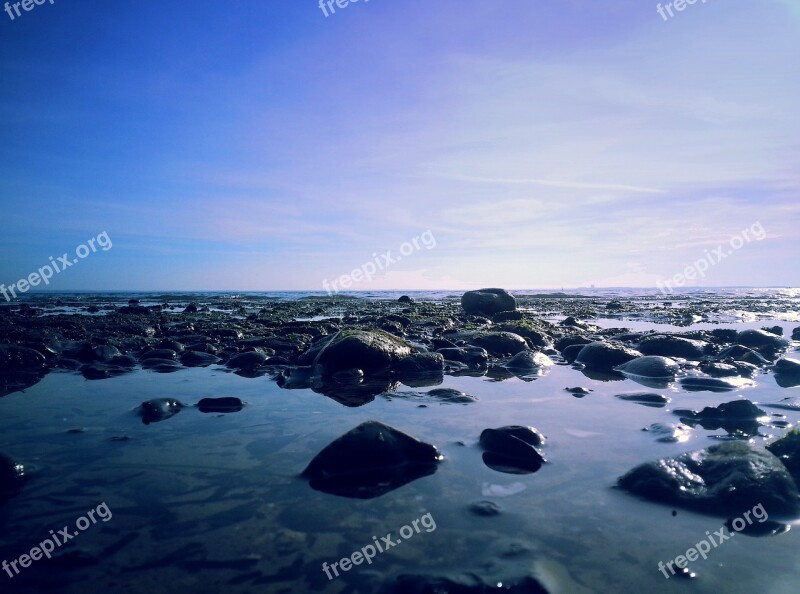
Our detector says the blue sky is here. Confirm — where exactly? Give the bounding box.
[1,0,798,291]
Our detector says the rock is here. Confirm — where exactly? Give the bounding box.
[468,501,502,517]
[183,303,199,313]
[698,362,740,377]
[575,341,641,370]
[138,398,184,425]
[504,350,554,372]
[398,295,414,304]
[775,358,800,374]
[737,329,790,351]
[139,349,178,361]
[495,322,551,347]
[436,346,489,366]
[618,441,800,515]
[680,376,755,392]
[763,325,784,336]
[616,392,670,407]
[180,351,220,367]
[469,332,528,356]
[425,388,477,404]
[561,344,586,364]
[393,353,444,375]
[197,397,243,413]
[638,335,707,359]
[718,345,769,366]
[615,356,679,379]
[793,326,800,341]
[302,421,442,499]
[767,427,800,484]
[0,452,24,504]
[0,345,46,371]
[79,362,132,380]
[299,330,412,375]
[492,310,523,322]
[479,426,546,474]
[565,386,592,397]
[461,288,516,316]
[674,399,766,422]
[226,351,267,370]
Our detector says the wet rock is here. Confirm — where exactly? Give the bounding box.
[618,441,800,515]
[80,362,133,380]
[197,397,244,413]
[775,357,800,374]
[469,500,501,517]
[492,310,523,322]
[793,326,800,341]
[575,341,641,370]
[393,352,445,375]
[718,345,769,366]
[140,349,178,361]
[638,335,707,359]
[561,343,586,364]
[470,332,528,356]
[0,345,46,371]
[737,329,789,352]
[461,288,516,316]
[504,350,554,372]
[301,421,442,499]
[565,386,592,397]
[479,426,546,474]
[91,345,122,362]
[0,452,24,504]
[680,376,755,392]
[391,573,549,594]
[555,336,593,353]
[615,356,679,379]
[180,351,220,367]
[141,359,182,373]
[226,351,267,370]
[766,427,800,484]
[699,362,740,377]
[183,303,199,313]
[642,423,692,443]
[616,392,670,407]
[436,346,489,366]
[495,322,552,347]
[425,388,476,404]
[154,340,186,352]
[138,398,184,425]
[674,399,766,423]
[299,330,412,375]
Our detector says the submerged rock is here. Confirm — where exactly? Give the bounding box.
[616,392,670,407]
[618,441,800,515]
[575,341,641,370]
[425,388,477,404]
[138,398,185,425]
[196,397,244,413]
[301,421,442,498]
[479,426,546,474]
[299,330,412,375]
[0,453,25,504]
[461,288,517,315]
[679,376,755,392]
[642,423,692,443]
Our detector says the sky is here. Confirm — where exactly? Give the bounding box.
[1,0,798,292]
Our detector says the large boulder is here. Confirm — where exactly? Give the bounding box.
[0,345,46,372]
[618,441,800,515]
[737,329,790,351]
[299,330,412,374]
[302,421,442,498]
[461,289,516,316]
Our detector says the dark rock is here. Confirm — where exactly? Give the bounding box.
[301,421,442,499]
[775,357,800,374]
[180,351,220,367]
[561,343,586,364]
[504,350,554,373]
[397,295,414,304]
[226,351,267,370]
[79,362,132,380]
[767,427,800,484]
[615,356,679,379]
[0,452,24,504]
[470,332,528,356]
[183,303,199,313]
[793,326,800,341]
[468,501,501,517]
[140,349,178,361]
[479,426,546,474]
[638,335,707,359]
[138,398,184,425]
[461,288,516,316]
[436,346,489,366]
[680,376,755,392]
[616,392,670,407]
[718,345,769,366]
[424,388,476,404]
[492,310,523,322]
[197,397,243,413]
[0,345,46,371]
[300,330,412,375]
[642,423,692,443]
[699,362,739,377]
[618,441,800,515]
[763,326,783,336]
[737,329,789,351]
[565,386,592,397]
[575,341,641,369]
[393,352,445,374]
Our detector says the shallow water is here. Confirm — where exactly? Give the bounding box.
[1,300,799,593]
